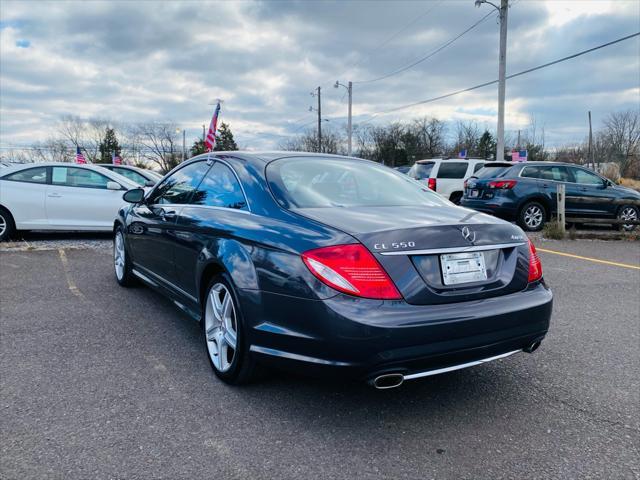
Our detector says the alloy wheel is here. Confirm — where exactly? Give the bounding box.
[619,206,638,231]
[524,205,544,229]
[0,214,6,238]
[205,283,238,373]
[114,231,126,280]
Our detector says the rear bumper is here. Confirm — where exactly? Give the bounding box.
[460,198,519,221]
[241,281,552,381]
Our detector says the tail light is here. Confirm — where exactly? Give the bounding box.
[302,244,402,300]
[427,178,437,191]
[488,180,517,189]
[527,239,543,282]
[463,180,468,189]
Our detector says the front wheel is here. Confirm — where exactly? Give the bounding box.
[203,276,259,385]
[518,201,547,232]
[617,205,639,232]
[0,207,16,242]
[114,226,136,286]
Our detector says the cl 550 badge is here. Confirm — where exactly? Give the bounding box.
[374,241,416,250]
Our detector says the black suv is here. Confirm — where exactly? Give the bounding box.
[460,161,640,231]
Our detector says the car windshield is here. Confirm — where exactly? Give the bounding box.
[408,162,434,179]
[473,165,513,179]
[267,157,448,209]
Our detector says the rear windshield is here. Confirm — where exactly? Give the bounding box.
[407,162,434,179]
[436,162,468,179]
[473,165,513,179]
[267,157,449,209]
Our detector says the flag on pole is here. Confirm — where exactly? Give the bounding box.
[76,146,87,164]
[205,102,221,152]
[112,151,122,165]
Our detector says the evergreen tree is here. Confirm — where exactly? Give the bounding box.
[191,139,207,156]
[478,130,496,160]
[98,128,121,163]
[213,122,238,151]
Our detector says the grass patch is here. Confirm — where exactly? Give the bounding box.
[543,219,565,240]
[619,178,640,191]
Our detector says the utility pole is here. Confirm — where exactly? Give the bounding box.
[476,0,508,162]
[316,86,322,152]
[517,129,520,149]
[347,81,352,156]
[202,124,206,143]
[335,81,353,156]
[182,129,186,162]
[496,0,508,162]
[588,111,595,170]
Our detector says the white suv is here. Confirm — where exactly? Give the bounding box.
[407,158,486,204]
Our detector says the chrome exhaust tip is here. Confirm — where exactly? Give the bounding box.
[524,340,541,353]
[369,373,405,390]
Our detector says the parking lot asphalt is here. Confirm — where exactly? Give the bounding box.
[1,240,639,479]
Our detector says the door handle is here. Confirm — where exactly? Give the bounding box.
[47,193,62,198]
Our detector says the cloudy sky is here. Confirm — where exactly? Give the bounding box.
[0,0,638,152]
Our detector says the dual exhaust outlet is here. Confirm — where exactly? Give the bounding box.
[368,341,542,390]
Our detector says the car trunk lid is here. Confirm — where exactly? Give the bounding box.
[295,205,530,305]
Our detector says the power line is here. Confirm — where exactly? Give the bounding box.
[343,0,445,77]
[362,31,640,119]
[354,10,495,85]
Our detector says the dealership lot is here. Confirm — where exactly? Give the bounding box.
[1,239,638,479]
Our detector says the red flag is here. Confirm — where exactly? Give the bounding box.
[112,152,122,165]
[205,102,221,152]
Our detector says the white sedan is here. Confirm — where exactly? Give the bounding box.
[0,162,140,240]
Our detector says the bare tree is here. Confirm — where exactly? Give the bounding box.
[134,122,181,173]
[57,115,109,163]
[413,117,446,158]
[600,110,640,176]
[279,127,344,155]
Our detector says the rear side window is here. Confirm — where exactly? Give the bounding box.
[436,162,468,179]
[538,166,570,182]
[148,161,210,205]
[52,167,111,189]
[408,162,434,179]
[113,167,148,186]
[3,167,48,184]
[520,166,542,179]
[474,166,512,179]
[473,163,485,173]
[191,162,247,210]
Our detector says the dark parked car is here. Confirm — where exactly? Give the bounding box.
[113,152,552,389]
[99,164,162,187]
[461,161,640,231]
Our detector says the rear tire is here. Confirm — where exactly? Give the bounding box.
[113,226,136,286]
[518,201,546,232]
[617,205,639,232]
[0,207,15,242]
[449,192,463,205]
[203,275,260,385]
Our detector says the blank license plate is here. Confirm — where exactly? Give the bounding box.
[440,252,487,285]
[468,189,479,198]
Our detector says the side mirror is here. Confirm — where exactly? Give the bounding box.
[123,188,145,203]
[107,181,122,190]
[144,180,156,187]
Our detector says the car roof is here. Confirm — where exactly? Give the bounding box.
[0,162,140,188]
[414,158,485,164]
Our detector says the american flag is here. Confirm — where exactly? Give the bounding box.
[112,152,122,165]
[76,146,87,164]
[205,102,221,152]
